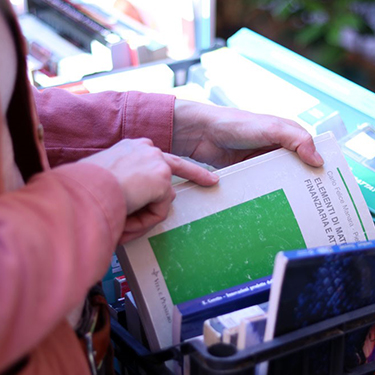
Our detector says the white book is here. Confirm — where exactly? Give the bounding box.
[116,131,375,351]
[197,47,347,140]
[18,14,86,60]
[204,303,267,347]
[18,13,112,82]
[227,28,375,119]
[237,313,267,351]
[81,63,174,93]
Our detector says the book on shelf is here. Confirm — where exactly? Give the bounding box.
[187,63,238,107]
[67,0,168,64]
[18,13,98,81]
[47,65,214,103]
[65,0,168,66]
[102,251,124,304]
[76,63,175,93]
[27,0,121,49]
[38,62,175,91]
[115,131,375,351]
[71,0,169,65]
[108,297,127,328]
[264,239,375,374]
[180,0,196,56]
[227,27,375,120]
[124,291,149,347]
[113,275,130,300]
[173,275,271,345]
[237,311,267,351]
[224,28,375,225]
[26,0,143,69]
[188,47,347,141]
[203,302,268,347]
[339,123,375,218]
[111,0,197,60]
[192,0,216,52]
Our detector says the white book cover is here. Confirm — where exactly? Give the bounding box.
[204,303,267,347]
[237,313,267,351]
[198,47,347,140]
[81,63,174,93]
[116,131,375,351]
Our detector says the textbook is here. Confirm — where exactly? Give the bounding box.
[195,47,347,141]
[264,240,375,374]
[237,312,267,351]
[339,123,375,218]
[116,131,375,351]
[173,275,271,345]
[203,302,268,347]
[227,28,375,120]
[27,0,132,70]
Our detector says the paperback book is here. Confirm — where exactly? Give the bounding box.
[173,275,271,345]
[237,312,267,351]
[196,47,347,140]
[116,131,375,351]
[203,301,268,347]
[264,239,375,374]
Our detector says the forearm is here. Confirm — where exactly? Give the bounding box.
[0,163,126,372]
[172,99,208,157]
[33,87,176,167]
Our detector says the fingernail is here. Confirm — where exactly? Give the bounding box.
[314,151,324,166]
[211,173,220,183]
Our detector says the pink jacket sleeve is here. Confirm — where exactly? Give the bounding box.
[32,87,176,167]
[0,162,126,372]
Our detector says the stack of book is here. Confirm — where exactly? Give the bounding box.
[115,131,375,355]
[114,131,375,373]
[187,47,348,140]
[20,0,171,86]
[226,28,375,224]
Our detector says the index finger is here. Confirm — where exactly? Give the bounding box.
[163,153,219,186]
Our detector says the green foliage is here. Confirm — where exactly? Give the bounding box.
[245,0,375,69]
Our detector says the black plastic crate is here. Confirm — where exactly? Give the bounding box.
[110,303,375,375]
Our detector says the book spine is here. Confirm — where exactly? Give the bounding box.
[204,303,267,347]
[283,239,375,260]
[192,0,214,51]
[237,314,267,350]
[31,0,109,35]
[176,276,272,342]
[27,0,122,50]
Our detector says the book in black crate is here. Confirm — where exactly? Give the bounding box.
[110,302,375,375]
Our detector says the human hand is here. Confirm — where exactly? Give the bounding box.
[79,138,218,242]
[172,100,324,169]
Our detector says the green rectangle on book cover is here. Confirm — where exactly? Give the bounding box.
[149,189,306,305]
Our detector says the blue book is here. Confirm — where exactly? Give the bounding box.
[173,275,271,344]
[264,240,375,374]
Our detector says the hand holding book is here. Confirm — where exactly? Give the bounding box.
[172,99,324,169]
[79,137,218,243]
[117,131,374,351]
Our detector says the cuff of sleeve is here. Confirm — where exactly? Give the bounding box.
[51,163,126,246]
[123,91,176,152]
